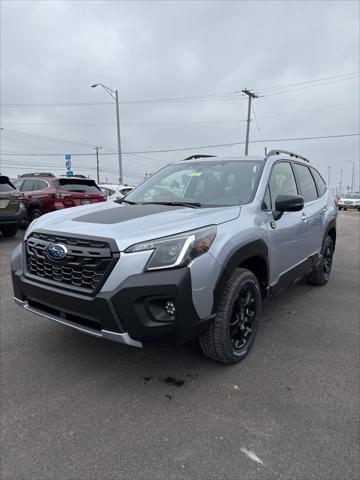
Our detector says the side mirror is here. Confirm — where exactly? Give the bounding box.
[273,194,304,220]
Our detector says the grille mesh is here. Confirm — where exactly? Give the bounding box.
[25,232,116,294]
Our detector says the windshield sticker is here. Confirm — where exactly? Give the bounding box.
[187,172,202,177]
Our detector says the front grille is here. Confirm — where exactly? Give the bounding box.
[25,232,118,295]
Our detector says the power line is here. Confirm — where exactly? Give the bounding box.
[2,100,358,127]
[256,71,359,92]
[261,76,359,97]
[251,105,266,151]
[1,133,358,156]
[1,128,118,153]
[1,72,358,108]
[0,95,240,108]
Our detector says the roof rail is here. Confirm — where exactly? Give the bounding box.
[265,149,310,163]
[183,154,217,161]
[19,172,55,178]
[57,174,88,179]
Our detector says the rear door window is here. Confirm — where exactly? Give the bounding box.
[21,179,37,191]
[54,179,101,193]
[310,167,327,197]
[293,164,318,202]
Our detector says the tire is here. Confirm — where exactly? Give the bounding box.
[1,225,18,237]
[199,268,262,364]
[344,207,347,211]
[29,207,42,221]
[338,206,342,211]
[306,236,334,286]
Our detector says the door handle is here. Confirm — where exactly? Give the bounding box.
[301,213,308,222]
[323,206,328,212]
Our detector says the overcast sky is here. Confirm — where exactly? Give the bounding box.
[0,0,359,191]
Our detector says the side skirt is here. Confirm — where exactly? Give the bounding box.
[269,254,319,297]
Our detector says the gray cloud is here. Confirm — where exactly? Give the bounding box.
[0,0,359,190]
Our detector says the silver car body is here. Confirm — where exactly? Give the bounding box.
[12,152,337,346]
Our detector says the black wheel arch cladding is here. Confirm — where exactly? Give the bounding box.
[213,239,269,312]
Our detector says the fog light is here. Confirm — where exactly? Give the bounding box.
[164,301,176,315]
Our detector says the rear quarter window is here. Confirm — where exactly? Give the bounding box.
[310,167,327,197]
[21,179,37,191]
[0,177,16,192]
[34,179,49,191]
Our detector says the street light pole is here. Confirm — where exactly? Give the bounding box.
[91,83,123,185]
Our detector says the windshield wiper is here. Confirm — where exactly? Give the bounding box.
[142,201,202,209]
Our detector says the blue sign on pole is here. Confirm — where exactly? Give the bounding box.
[65,154,72,176]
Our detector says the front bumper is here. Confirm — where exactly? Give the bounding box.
[338,203,360,209]
[12,263,214,348]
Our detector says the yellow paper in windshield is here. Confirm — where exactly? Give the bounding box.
[187,172,202,177]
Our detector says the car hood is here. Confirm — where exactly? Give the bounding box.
[28,201,240,251]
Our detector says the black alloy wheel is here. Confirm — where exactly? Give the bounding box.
[229,283,258,351]
[199,268,262,364]
[322,242,333,281]
[306,236,334,286]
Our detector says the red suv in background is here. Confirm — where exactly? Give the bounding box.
[13,173,106,222]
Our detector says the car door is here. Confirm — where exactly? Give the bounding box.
[30,179,54,213]
[292,163,323,257]
[263,161,308,286]
[18,179,37,208]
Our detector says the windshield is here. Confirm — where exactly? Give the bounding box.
[53,179,101,193]
[126,160,263,206]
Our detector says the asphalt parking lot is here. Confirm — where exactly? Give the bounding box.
[0,211,359,480]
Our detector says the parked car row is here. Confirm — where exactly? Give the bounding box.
[1,172,135,236]
[12,173,107,222]
[100,183,134,201]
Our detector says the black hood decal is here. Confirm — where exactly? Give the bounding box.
[74,203,184,224]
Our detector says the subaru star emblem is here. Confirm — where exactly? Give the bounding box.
[47,243,68,260]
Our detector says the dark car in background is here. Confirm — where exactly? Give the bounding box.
[13,173,106,221]
[0,175,26,237]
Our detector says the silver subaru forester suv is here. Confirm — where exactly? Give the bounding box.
[12,150,337,364]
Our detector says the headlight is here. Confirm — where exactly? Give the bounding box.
[24,218,39,240]
[126,225,217,270]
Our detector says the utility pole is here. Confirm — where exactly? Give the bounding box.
[242,89,258,155]
[339,169,343,196]
[115,90,123,185]
[347,160,355,192]
[93,146,102,184]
